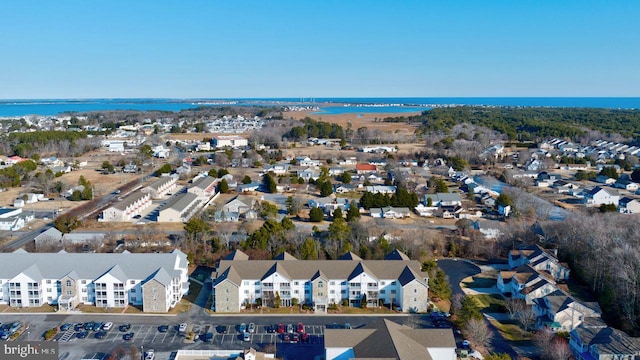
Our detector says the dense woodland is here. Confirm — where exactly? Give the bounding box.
[385,107,640,140]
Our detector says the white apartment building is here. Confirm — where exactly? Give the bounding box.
[212,250,429,313]
[142,176,178,199]
[212,135,248,149]
[0,249,189,312]
[101,192,152,222]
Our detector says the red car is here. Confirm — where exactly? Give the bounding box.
[277,323,285,333]
[301,333,310,343]
[296,323,305,333]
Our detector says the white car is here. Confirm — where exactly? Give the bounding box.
[144,350,155,360]
[179,323,188,332]
[102,322,113,331]
[248,323,256,333]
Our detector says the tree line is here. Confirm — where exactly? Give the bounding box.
[386,107,640,140]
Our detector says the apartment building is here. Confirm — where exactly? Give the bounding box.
[0,249,189,312]
[157,193,202,223]
[101,192,152,222]
[212,250,429,313]
[142,176,178,199]
[187,176,218,199]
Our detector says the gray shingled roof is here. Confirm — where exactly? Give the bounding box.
[112,192,149,211]
[190,176,216,190]
[145,267,173,287]
[216,259,427,287]
[163,192,200,213]
[0,250,187,283]
[147,176,174,191]
[385,249,410,261]
[324,319,455,360]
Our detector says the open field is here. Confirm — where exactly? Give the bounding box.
[286,110,422,136]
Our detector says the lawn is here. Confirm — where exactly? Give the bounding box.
[489,319,532,341]
[461,276,497,289]
[182,282,203,304]
[470,294,506,313]
[76,305,126,313]
[1,304,55,313]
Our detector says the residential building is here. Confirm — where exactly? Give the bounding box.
[584,186,620,207]
[533,290,602,332]
[222,196,255,214]
[142,176,178,199]
[497,265,557,304]
[614,179,639,192]
[356,164,377,174]
[365,185,397,194]
[570,319,640,360]
[212,135,248,148]
[262,163,289,175]
[211,250,429,313]
[157,193,202,223]
[473,220,503,239]
[508,245,570,282]
[238,182,261,193]
[101,192,152,222]
[370,207,411,219]
[423,193,462,207]
[325,319,456,360]
[0,249,188,312]
[187,176,218,199]
[0,207,33,231]
[619,197,640,214]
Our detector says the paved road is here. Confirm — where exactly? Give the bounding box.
[436,259,481,296]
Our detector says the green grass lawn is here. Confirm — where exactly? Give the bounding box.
[461,276,497,288]
[489,319,532,341]
[470,294,506,313]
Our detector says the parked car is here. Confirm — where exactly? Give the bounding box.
[178,323,188,332]
[74,323,84,331]
[292,333,300,342]
[266,325,276,333]
[60,323,73,331]
[301,333,310,343]
[287,324,294,333]
[201,333,213,342]
[102,322,113,331]
[277,323,285,333]
[119,324,131,332]
[216,325,228,334]
[248,323,256,333]
[344,323,352,329]
[83,322,95,331]
[297,323,305,333]
[243,332,251,342]
[76,331,88,339]
[282,333,291,342]
[93,322,104,332]
[144,350,155,360]
[239,323,247,333]
[123,332,135,341]
[158,325,169,333]
[95,331,107,339]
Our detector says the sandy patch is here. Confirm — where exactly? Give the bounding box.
[285,110,422,135]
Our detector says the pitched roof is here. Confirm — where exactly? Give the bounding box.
[190,176,217,191]
[324,319,455,360]
[262,262,291,281]
[112,191,149,211]
[144,267,173,286]
[348,262,378,281]
[224,250,249,261]
[385,249,410,261]
[163,192,200,213]
[274,252,297,260]
[574,326,640,356]
[339,252,362,261]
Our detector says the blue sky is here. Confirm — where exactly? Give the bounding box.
[1,0,638,98]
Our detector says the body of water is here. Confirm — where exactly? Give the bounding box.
[0,97,638,117]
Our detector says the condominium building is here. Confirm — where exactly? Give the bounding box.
[212,250,429,313]
[0,249,189,312]
[101,192,152,222]
[142,176,178,199]
[156,193,202,223]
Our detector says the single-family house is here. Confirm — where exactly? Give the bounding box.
[584,187,620,207]
[263,163,289,175]
[614,179,639,192]
[365,185,397,194]
[509,245,570,282]
[334,184,357,194]
[222,196,255,214]
[423,193,462,207]
[370,207,411,219]
[356,163,377,174]
[296,168,320,181]
[497,265,557,304]
[595,175,616,185]
[238,182,261,193]
[473,220,503,239]
[618,197,640,214]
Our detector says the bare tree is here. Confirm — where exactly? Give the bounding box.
[504,298,526,320]
[516,304,537,333]
[463,318,493,351]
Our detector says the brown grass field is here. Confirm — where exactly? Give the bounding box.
[286,110,422,136]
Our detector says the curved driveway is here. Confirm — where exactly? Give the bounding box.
[436,259,481,296]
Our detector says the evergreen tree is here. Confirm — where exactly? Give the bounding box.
[346,201,361,221]
[341,172,352,184]
[242,175,252,184]
[218,179,229,193]
[309,207,324,222]
[262,173,277,193]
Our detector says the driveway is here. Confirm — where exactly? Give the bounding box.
[436,259,481,297]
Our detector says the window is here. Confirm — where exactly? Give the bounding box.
[380,290,386,294]
[47,288,52,293]
[82,288,86,293]
[244,281,249,286]
[330,281,335,286]
[66,280,71,287]
[318,281,324,288]
[46,280,51,284]
[414,289,417,293]
[414,298,417,302]
[66,290,72,295]
[294,281,299,286]
[294,290,299,294]
[225,289,229,293]
[131,288,136,293]
[330,290,335,294]
[81,280,86,284]
[244,290,249,294]
[380,281,386,286]
[131,297,136,301]
[130,280,136,284]
[367,282,377,287]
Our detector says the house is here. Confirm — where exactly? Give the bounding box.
[0,249,188,312]
[595,175,616,185]
[142,176,178,199]
[356,163,377,174]
[222,196,254,214]
[334,184,357,194]
[296,168,320,181]
[214,211,239,222]
[533,290,602,332]
[338,157,357,166]
[238,182,261,193]
[328,167,346,176]
[423,193,462,207]
[212,135,248,148]
[263,163,289,175]
[473,220,503,239]
[584,186,620,207]
[618,197,640,214]
[211,250,429,313]
[570,320,640,360]
[553,180,580,194]
[101,192,152,222]
[325,319,456,360]
[157,193,202,223]
[509,244,570,282]
[295,156,321,167]
[614,178,639,192]
[370,207,411,219]
[123,163,138,173]
[365,185,397,194]
[34,227,63,248]
[440,205,464,219]
[414,204,438,217]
